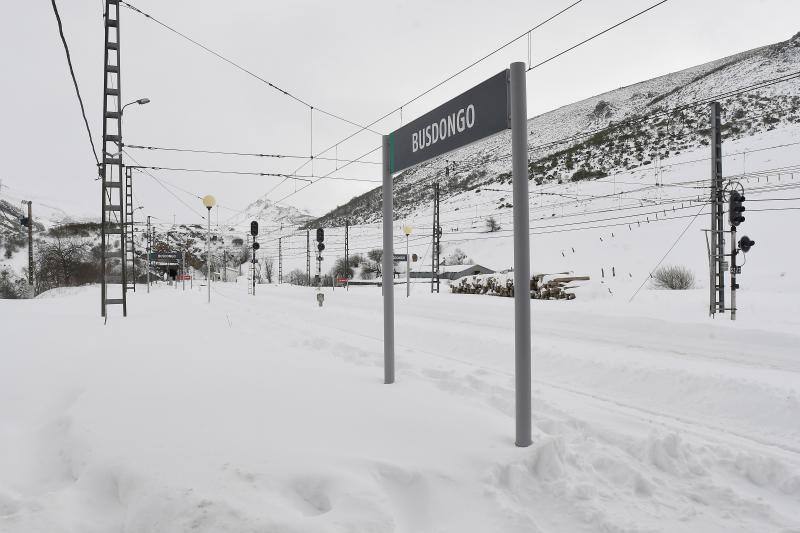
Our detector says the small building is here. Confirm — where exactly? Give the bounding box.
[410,264,495,280]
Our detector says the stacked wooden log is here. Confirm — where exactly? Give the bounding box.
[449,273,589,300]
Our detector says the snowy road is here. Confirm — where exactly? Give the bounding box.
[1,283,799,532]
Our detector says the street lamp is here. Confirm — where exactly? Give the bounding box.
[202,195,216,303]
[121,98,150,114]
[403,225,413,297]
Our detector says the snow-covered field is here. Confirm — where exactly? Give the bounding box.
[1,279,799,532]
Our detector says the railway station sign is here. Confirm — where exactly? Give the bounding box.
[389,69,510,173]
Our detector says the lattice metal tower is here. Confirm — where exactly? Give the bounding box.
[100,0,127,317]
[124,167,135,292]
[306,229,310,286]
[278,237,283,284]
[709,102,725,315]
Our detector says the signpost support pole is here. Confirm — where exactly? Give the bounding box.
[206,207,212,303]
[382,134,395,384]
[510,61,532,447]
[406,235,410,298]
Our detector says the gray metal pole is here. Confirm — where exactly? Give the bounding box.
[206,207,211,303]
[510,61,532,447]
[406,235,410,297]
[146,216,151,293]
[711,102,724,315]
[731,225,737,321]
[27,201,33,288]
[382,134,395,384]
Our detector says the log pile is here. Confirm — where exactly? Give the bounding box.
[449,273,590,300]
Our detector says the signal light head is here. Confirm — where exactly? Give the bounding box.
[738,235,755,253]
[317,242,325,252]
[729,190,746,227]
[316,228,324,243]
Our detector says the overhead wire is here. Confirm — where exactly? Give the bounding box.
[50,0,100,169]
[526,0,669,72]
[124,144,381,165]
[119,1,381,135]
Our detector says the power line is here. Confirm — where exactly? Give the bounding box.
[119,1,381,136]
[128,165,380,183]
[125,144,381,165]
[272,146,382,205]
[527,0,670,72]
[123,150,207,220]
[50,0,100,169]
[628,204,709,302]
[285,1,587,179]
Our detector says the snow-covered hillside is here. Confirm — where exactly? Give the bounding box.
[312,31,800,227]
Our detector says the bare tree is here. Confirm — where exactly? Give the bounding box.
[287,268,308,286]
[262,255,275,283]
[486,216,501,232]
[35,235,95,293]
[445,248,469,265]
[363,248,383,277]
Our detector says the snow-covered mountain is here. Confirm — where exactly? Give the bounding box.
[311,32,800,227]
[226,196,314,231]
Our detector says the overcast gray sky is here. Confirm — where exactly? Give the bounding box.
[1,0,799,226]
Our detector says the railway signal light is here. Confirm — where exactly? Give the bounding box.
[20,217,30,227]
[252,242,260,251]
[316,228,324,243]
[317,242,325,252]
[729,191,746,227]
[250,221,258,236]
[738,235,755,253]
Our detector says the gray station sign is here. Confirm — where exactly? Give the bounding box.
[389,70,510,173]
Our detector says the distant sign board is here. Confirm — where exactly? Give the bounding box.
[389,70,509,173]
[393,253,408,262]
[149,252,178,261]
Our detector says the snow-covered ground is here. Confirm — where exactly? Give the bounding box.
[1,280,799,532]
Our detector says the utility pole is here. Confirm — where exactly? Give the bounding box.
[252,238,258,296]
[345,220,349,290]
[25,201,33,289]
[431,180,441,293]
[730,219,737,320]
[278,237,283,284]
[306,229,310,286]
[202,195,216,303]
[709,102,725,316]
[100,0,127,317]
[182,249,186,291]
[146,215,151,293]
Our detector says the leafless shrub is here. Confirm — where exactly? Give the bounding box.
[652,264,695,290]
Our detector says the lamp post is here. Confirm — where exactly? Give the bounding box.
[121,97,150,115]
[202,195,216,303]
[403,225,412,297]
[120,98,150,143]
